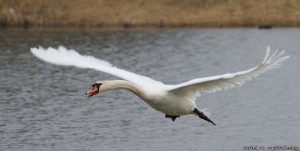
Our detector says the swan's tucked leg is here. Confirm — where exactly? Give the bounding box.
[165,114,180,122]
[193,108,216,126]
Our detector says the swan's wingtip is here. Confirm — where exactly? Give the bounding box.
[263,46,271,62]
[263,46,290,63]
[267,45,270,51]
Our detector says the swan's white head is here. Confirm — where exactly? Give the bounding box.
[86,81,107,97]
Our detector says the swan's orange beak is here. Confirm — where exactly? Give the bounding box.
[86,86,99,98]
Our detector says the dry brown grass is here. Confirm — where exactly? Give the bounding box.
[1,0,300,28]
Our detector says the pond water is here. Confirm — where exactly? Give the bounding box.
[0,28,299,151]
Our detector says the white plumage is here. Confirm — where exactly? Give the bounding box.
[31,46,289,125]
[31,46,160,87]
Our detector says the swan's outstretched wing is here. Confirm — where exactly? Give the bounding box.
[168,47,289,101]
[31,46,163,87]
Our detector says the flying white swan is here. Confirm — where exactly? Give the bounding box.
[31,46,289,125]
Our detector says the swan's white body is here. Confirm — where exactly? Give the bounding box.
[31,46,289,124]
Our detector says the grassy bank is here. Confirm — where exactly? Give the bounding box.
[1,0,300,28]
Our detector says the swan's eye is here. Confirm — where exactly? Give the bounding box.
[92,83,102,88]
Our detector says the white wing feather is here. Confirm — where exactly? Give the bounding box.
[168,46,289,101]
[30,46,163,87]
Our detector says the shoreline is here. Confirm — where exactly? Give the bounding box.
[0,25,283,32]
[1,0,300,29]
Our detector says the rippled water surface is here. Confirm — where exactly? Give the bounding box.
[0,28,299,151]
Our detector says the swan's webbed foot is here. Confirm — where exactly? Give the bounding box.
[193,108,216,126]
[165,114,180,122]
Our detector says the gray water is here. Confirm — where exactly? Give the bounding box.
[0,28,299,151]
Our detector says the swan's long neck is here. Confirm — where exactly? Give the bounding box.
[106,80,146,99]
